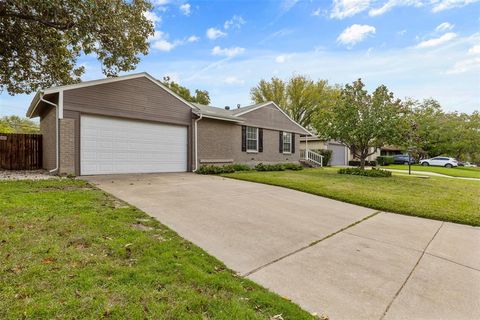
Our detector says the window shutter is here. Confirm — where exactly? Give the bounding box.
[279,131,283,153]
[291,133,295,153]
[241,126,246,152]
[259,128,263,152]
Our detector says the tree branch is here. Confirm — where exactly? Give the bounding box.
[0,5,75,30]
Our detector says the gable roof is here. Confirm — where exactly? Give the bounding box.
[192,103,244,123]
[26,72,199,118]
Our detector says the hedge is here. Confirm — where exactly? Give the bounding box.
[376,156,394,166]
[348,160,378,167]
[312,149,332,166]
[196,162,304,175]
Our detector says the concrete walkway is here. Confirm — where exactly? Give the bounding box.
[86,173,480,320]
[384,168,480,181]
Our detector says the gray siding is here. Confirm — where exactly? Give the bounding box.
[240,103,308,135]
[197,118,300,166]
[63,77,193,126]
[39,106,56,170]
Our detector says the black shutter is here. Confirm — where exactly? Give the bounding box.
[279,131,283,153]
[258,128,263,152]
[241,126,246,152]
[291,133,295,153]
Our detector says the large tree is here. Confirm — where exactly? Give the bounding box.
[0,0,154,95]
[250,75,340,128]
[162,76,211,105]
[0,115,39,133]
[314,79,406,169]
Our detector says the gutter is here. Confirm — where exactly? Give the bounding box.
[193,113,203,172]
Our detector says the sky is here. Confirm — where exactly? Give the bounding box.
[1,0,479,118]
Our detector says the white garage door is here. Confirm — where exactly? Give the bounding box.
[328,143,347,166]
[81,115,187,175]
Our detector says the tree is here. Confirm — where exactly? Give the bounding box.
[0,116,39,133]
[250,75,340,128]
[0,0,154,95]
[314,79,406,169]
[162,76,211,105]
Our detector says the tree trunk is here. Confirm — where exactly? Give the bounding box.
[360,157,366,170]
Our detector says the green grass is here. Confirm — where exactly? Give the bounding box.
[222,168,480,226]
[380,164,480,179]
[0,179,315,320]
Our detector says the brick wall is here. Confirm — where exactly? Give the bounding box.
[59,118,75,175]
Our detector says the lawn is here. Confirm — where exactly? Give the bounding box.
[0,179,315,319]
[223,168,480,226]
[379,164,480,179]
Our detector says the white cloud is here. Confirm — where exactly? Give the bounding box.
[312,8,323,16]
[153,40,176,51]
[151,0,170,5]
[224,76,245,85]
[337,24,376,47]
[179,3,191,16]
[369,0,423,17]
[431,0,480,12]
[416,32,457,48]
[206,27,227,40]
[281,0,300,12]
[331,0,371,19]
[468,45,480,54]
[143,10,161,26]
[276,55,287,63]
[436,22,455,31]
[398,29,407,36]
[187,35,199,43]
[446,57,480,74]
[224,15,246,30]
[212,46,245,58]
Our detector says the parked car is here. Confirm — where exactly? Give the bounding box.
[420,157,458,168]
[392,154,415,165]
[464,162,477,167]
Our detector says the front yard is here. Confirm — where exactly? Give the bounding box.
[380,164,480,179]
[0,179,315,319]
[223,168,480,226]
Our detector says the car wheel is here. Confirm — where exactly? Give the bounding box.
[422,162,429,166]
[445,164,452,168]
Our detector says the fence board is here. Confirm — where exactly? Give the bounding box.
[0,133,42,170]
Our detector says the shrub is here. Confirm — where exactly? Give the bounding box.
[312,149,332,166]
[283,163,304,171]
[254,163,286,172]
[226,164,252,171]
[348,160,377,167]
[376,156,394,166]
[338,167,392,177]
[196,165,235,175]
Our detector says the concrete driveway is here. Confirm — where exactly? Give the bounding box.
[86,173,480,320]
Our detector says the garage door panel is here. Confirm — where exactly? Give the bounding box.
[81,115,187,175]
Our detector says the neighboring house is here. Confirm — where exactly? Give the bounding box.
[26,72,311,176]
[300,137,382,166]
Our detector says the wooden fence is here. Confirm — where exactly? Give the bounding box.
[0,133,42,170]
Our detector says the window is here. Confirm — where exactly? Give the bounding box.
[283,132,292,153]
[246,126,258,152]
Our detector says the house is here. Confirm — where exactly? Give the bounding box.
[300,137,381,166]
[26,72,312,176]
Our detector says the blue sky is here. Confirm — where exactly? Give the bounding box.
[1,0,479,118]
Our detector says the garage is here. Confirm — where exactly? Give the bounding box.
[80,115,188,175]
[328,143,347,166]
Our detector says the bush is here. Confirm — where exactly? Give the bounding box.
[338,167,392,177]
[283,163,304,171]
[348,160,377,167]
[376,156,394,166]
[254,163,286,171]
[196,165,235,175]
[226,164,252,172]
[312,149,332,166]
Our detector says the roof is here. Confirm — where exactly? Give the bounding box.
[26,72,199,118]
[192,103,244,122]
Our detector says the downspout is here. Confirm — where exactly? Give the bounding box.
[193,113,203,172]
[39,94,60,174]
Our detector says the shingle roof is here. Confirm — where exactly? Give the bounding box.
[192,103,244,122]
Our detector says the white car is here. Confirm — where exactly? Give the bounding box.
[420,157,458,168]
